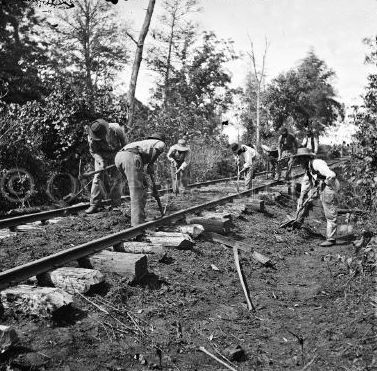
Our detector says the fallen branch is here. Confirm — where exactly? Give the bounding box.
[233,246,256,311]
[94,296,145,335]
[76,291,137,333]
[199,346,238,371]
[76,291,109,314]
[300,354,318,371]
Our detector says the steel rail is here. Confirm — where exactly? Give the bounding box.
[0,158,346,290]
[0,177,280,290]
[0,158,345,230]
[0,173,267,230]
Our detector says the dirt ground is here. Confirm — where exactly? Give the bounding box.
[0,177,376,371]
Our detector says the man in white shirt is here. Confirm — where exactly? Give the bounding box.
[295,147,340,246]
[167,138,191,194]
[231,143,258,189]
[86,119,127,214]
[115,133,166,226]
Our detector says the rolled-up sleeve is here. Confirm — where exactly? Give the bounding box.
[242,148,256,170]
[312,159,336,184]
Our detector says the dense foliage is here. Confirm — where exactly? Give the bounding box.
[0,0,48,104]
[264,51,344,133]
[342,37,377,212]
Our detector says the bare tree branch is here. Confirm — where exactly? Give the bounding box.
[125,31,138,45]
[247,35,269,146]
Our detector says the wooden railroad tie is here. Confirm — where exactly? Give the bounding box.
[78,250,148,283]
[37,267,105,294]
[0,285,73,318]
[186,213,233,234]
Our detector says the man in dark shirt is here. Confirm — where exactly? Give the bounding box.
[86,119,126,214]
[277,127,298,181]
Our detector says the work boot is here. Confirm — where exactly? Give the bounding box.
[319,239,336,247]
[84,205,101,214]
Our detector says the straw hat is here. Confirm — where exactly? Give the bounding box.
[293,147,316,158]
[175,139,189,151]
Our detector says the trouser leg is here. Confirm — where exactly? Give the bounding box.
[270,158,277,179]
[320,186,338,241]
[108,167,123,206]
[285,154,294,180]
[244,167,253,189]
[115,151,146,226]
[90,154,106,206]
[181,167,189,189]
[171,165,178,194]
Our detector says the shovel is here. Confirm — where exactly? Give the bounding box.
[280,186,320,229]
[149,172,165,217]
[236,164,240,193]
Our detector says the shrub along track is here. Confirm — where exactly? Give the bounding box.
[0,157,375,370]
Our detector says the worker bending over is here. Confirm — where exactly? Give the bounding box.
[167,138,191,194]
[295,148,340,247]
[231,143,258,189]
[86,119,126,214]
[115,133,166,226]
[261,144,279,179]
[277,127,298,181]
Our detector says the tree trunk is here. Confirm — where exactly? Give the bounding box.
[164,10,177,107]
[256,86,260,147]
[127,0,156,128]
[84,0,94,106]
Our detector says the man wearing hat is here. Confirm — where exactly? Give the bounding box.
[261,144,279,179]
[231,143,258,189]
[294,147,340,246]
[86,119,127,214]
[115,133,166,226]
[167,138,191,194]
[277,127,298,181]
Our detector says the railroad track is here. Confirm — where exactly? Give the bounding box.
[0,172,271,230]
[0,158,347,291]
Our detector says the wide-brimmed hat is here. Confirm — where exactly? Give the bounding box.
[175,139,189,151]
[147,132,166,142]
[230,143,241,153]
[293,147,316,158]
[89,119,109,141]
[261,144,277,152]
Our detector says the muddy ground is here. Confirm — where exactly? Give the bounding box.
[0,177,376,371]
